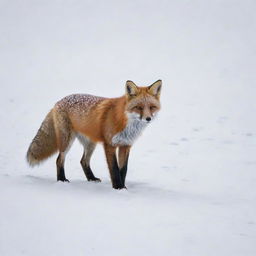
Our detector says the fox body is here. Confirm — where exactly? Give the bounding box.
[27,80,162,189]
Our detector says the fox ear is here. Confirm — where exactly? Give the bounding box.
[126,80,139,96]
[148,80,162,97]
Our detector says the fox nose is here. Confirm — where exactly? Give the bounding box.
[146,117,151,122]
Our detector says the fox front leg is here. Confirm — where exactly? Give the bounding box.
[118,146,130,187]
[103,143,124,189]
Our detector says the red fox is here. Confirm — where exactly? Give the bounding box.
[27,80,162,189]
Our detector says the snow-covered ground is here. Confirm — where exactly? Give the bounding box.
[1,1,256,255]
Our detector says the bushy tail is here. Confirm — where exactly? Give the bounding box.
[27,110,58,166]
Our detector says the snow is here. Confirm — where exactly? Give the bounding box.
[1,0,256,255]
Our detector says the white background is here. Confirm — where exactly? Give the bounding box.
[0,0,255,255]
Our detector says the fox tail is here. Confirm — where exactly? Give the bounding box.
[26,110,58,166]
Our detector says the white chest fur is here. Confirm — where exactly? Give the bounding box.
[112,114,148,146]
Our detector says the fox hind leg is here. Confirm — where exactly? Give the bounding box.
[77,134,101,182]
[56,152,69,182]
[56,134,75,182]
[54,110,74,182]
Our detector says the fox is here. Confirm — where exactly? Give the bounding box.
[26,80,162,189]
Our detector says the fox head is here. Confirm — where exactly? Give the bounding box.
[125,80,162,123]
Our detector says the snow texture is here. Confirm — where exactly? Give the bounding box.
[0,1,256,256]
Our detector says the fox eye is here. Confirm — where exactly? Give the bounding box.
[134,106,143,111]
[150,106,157,110]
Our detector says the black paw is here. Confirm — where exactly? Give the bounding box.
[113,184,127,190]
[88,177,101,182]
[57,178,70,182]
